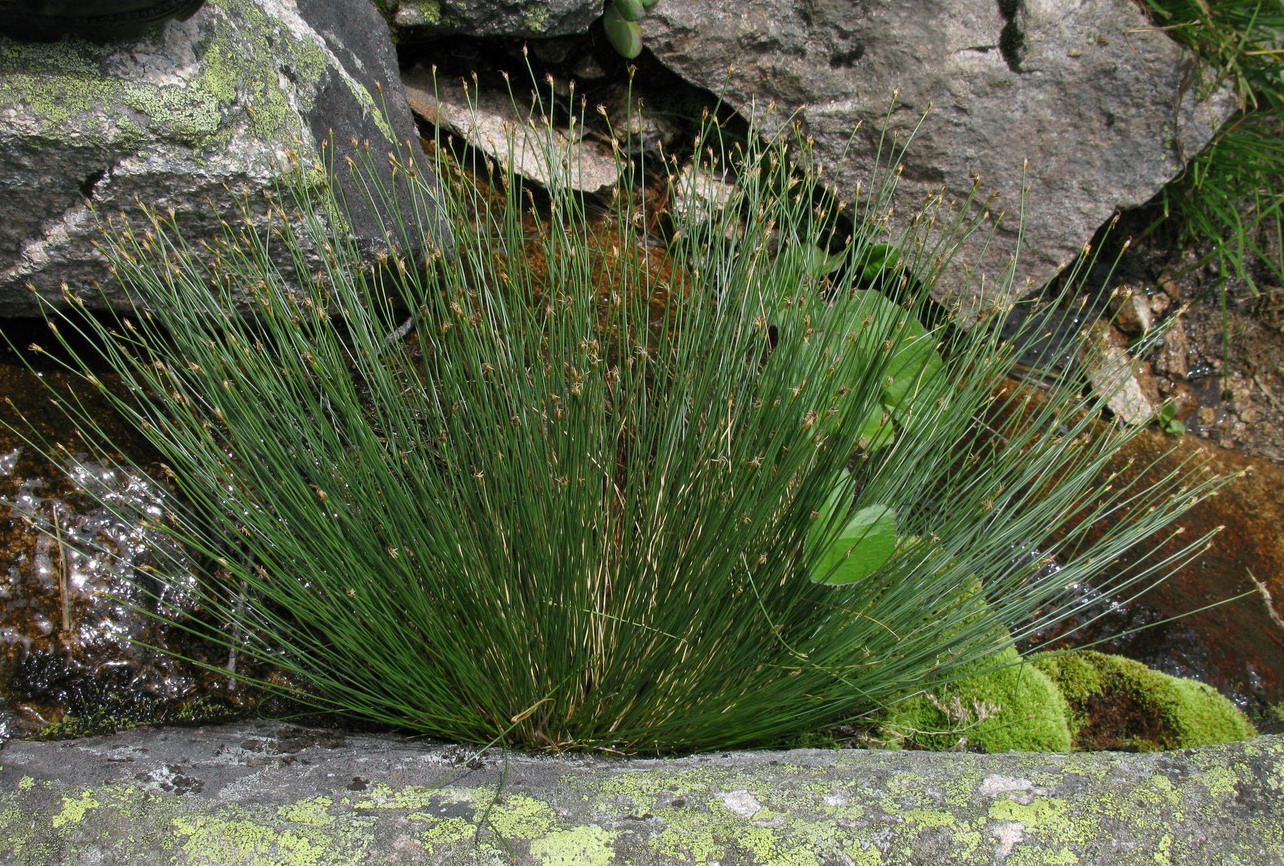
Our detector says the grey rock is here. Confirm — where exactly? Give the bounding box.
[643,0,1236,316]
[1082,323,1158,426]
[669,162,740,235]
[382,0,600,37]
[1110,284,1158,338]
[0,720,1280,865]
[0,0,435,315]
[403,68,621,195]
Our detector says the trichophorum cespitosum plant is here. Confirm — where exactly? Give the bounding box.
[9,76,1228,752]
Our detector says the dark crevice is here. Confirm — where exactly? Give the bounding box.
[79,168,107,200]
[997,0,1025,73]
[829,46,864,69]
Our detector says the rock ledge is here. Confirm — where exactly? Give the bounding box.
[1,721,1279,865]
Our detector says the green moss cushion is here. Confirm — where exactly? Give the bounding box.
[1031,649,1257,751]
[875,646,1073,753]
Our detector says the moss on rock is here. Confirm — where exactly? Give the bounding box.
[1031,649,1257,751]
[0,0,329,151]
[874,646,1074,753]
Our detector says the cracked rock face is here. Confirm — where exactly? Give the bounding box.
[644,0,1236,314]
[0,0,430,315]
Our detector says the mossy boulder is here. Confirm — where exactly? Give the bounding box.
[874,645,1074,752]
[1031,649,1257,751]
[870,647,1257,753]
[0,0,438,314]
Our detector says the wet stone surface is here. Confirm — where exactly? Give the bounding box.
[0,339,248,740]
[1000,209,1284,729]
[1018,425,1284,729]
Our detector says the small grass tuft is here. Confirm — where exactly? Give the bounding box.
[1141,0,1284,295]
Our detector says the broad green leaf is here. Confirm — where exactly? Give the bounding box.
[807,469,853,553]
[769,244,842,292]
[811,503,899,584]
[854,406,895,451]
[843,290,943,409]
[603,5,643,57]
[613,0,646,22]
[882,321,943,409]
[854,242,901,282]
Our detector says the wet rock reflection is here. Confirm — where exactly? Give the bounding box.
[0,347,246,740]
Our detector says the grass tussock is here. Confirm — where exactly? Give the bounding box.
[13,82,1228,753]
[1142,0,1284,293]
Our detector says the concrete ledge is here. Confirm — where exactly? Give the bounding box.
[1,721,1279,865]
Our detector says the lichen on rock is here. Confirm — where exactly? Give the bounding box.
[0,720,1280,865]
[0,0,437,315]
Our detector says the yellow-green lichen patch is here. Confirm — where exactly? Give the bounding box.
[646,791,832,866]
[1094,772,1183,827]
[1199,765,1240,799]
[351,782,440,811]
[529,825,616,866]
[419,815,475,848]
[18,777,35,791]
[187,0,326,147]
[5,783,155,859]
[0,72,135,142]
[982,792,1114,862]
[523,4,550,32]
[277,796,335,827]
[948,830,985,858]
[875,811,986,864]
[51,791,100,828]
[339,78,397,143]
[844,840,887,865]
[0,0,333,154]
[581,765,721,815]
[395,1,443,26]
[126,82,224,138]
[172,814,339,866]
[1154,832,1174,864]
[815,787,868,823]
[882,769,943,804]
[901,808,955,828]
[566,760,999,864]
[988,796,1070,827]
[0,40,210,147]
[478,792,558,840]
